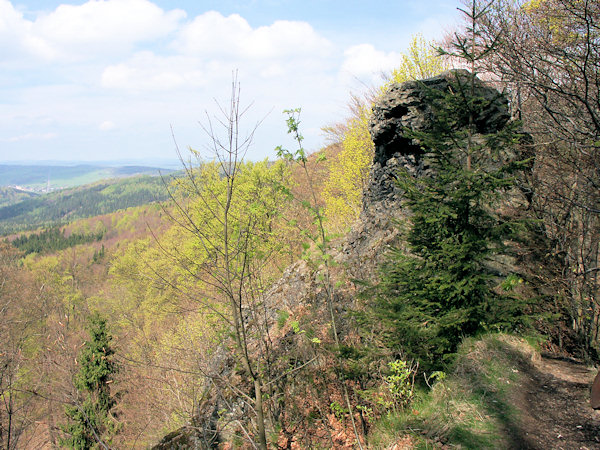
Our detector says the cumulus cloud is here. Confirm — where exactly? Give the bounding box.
[174,11,250,57]
[101,11,335,91]
[341,44,401,82]
[101,52,207,90]
[174,11,333,60]
[0,0,431,160]
[2,2,332,66]
[1,0,186,61]
[0,0,49,59]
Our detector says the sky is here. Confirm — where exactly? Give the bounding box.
[0,0,463,165]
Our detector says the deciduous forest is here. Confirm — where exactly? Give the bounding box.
[1,0,599,448]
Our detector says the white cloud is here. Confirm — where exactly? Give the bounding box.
[259,64,285,78]
[0,1,430,161]
[0,0,186,62]
[40,0,185,49]
[0,0,48,59]
[101,52,206,90]
[174,11,333,60]
[99,120,116,131]
[248,20,332,59]
[174,11,250,57]
[341,44,400,83]
[0,1,27,38]
[100,12,335,92]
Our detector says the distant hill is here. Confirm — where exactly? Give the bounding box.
[0,164,173,191]
[0,186,40,208]
[0,175,174,235]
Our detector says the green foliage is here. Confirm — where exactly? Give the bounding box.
[107,237,178,334]
[91,245,105,263]
[385,360,415,410]
[322,34,450,232]
[366,4,533,372]
[170,158,293,291]
[385,33,451,89]
[290,320,302,334]
[501,273,523,292]
[0,186,39,208]
[329,401,349,420]
[0,176,169,235]
[277,109,340,332]
[10,226,103,255]
[0,242,42,450]
[347,353,418,424]
[277,310,289,329]
[60,313,119,449]
[368,334,534,449]
[277,109,332,257]
[279,110,368,447]
[322,103,373,231]
[167,83,295,449]
[371,70,529,370]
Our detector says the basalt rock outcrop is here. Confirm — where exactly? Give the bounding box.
[341,69,513,280]
[371,70,509,165]
[365,69,509,208]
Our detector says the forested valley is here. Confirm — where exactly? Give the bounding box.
[1,1,599,448]
[0,176,170,235]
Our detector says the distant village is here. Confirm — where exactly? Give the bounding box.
[12,183,62,194]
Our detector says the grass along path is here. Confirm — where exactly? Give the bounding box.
[370,334,600,449]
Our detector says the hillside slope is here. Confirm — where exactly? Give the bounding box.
[0,175,170,234]
[150,69,532,448]
[0,186,39,208]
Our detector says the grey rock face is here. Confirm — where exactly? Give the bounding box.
[340,70,513,281]
[152,426,209,449]
[364,69,510,211]
[370,69,509,167]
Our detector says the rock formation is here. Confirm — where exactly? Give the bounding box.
[365,69,509,207]
[341,69,513,281]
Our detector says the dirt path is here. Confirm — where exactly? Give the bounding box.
[512,353,600,449]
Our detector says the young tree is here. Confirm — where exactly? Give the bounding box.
[386,33,453,87]
[374,79,526,369]
[322,101,374,232]
[278,109,371,449]
[160,76,295,449]
[0,243,41,450]
[372,2,529,370]
[60,313,119,449]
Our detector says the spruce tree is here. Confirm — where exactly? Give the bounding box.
[373,1,529,371]
[60,313,119,449]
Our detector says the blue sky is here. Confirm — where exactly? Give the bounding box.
[0,0,462,164]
